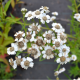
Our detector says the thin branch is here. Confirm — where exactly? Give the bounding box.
[56,18,70,22]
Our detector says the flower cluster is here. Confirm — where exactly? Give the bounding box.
[74,13,80,22]
[9,56,34,69]
[7,6,77,77]
[25,6,57,23]
[21,8,27,14]
[73,77,80,80]
[54,67,65,76]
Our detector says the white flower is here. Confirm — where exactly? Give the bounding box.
[40,6,50,13]
[54,67,66,76]
[28,23,41,34]
[16,39,27,51]
[74,13,80,19]
[21,8,27,14]
[33,10,42,19]
[77,16,80,22]
[20,57,34,69]
[54,71,59,76]
[15,55,22,65]
[28,44,41,59]
[40,13,50,24]
[34,36,45,50]
[77,77,80,80]
[25,11,34,20]
[74,13,80,22]
[73,77,80,80]
[50,16,56,22]
[59,44,70,55]
[58,67,66,74]
[21,8,27,12]
[57,32,67,43]
[53,39,63,50]
[52,12,58,16]
[7,43,18,55]
[43,30,55,43]
[56,53,70,65]
[42,45,54,59]
[25,31,36,42]
[9,58,17,69]
[71,55,77,61]
[14,31,25,42]
[52,23,65,33]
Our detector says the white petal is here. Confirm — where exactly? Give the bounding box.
[43,54,46,58]
[29,62,34,68]
[19,38,23,42]
[47,56,50,59]
[56,58,60,63]
[27,57,33,62]
[42,51,45,54]
[50,54,54,58]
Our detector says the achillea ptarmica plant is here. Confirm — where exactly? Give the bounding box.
[7,6,77,78]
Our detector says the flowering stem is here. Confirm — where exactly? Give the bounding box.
[63,73,72,80]
[45,22,49,28]
[32,19,36,23]
[21,14,28,37]
[74,0,78,13]
[56,64,60,71]
[41,27,52,30]
[25,54,30,57]
[67,34,77,39]
[39,19,41,25]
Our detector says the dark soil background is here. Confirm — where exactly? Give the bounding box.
[7,0,72,79]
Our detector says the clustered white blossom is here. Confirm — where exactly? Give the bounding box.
[73,77,80,80]
[9,56,34,69]
[7,6,77,77]
[21,8,27,14]
[74,13,80,22]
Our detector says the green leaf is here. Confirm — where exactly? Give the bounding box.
[63,73,72,80]
[4,0,12,12]
[0,7,3,18]
[10,13,15,18]
[27,42,31,48]
[47,76,51,80]
[6,17,21,23]
[2,37,14,46]
[0,58,3,62]
[16,51,22,56]
[4,23,11,34]
[0,23,4,29]
[39,54,45,61]
[11,0,15,8]
[69,65,80,77]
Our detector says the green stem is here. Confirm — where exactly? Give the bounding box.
[67,34,77,39]
[21,15,27,36]
[63,73,72,80]
[45,22,49,28]
[74,0,78,13]
[56,64,60,71]
[41,27,52,30]
[25,54,30,57]
[39,19,41,25]
[32,19,36,23]
[54,64,60,71]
